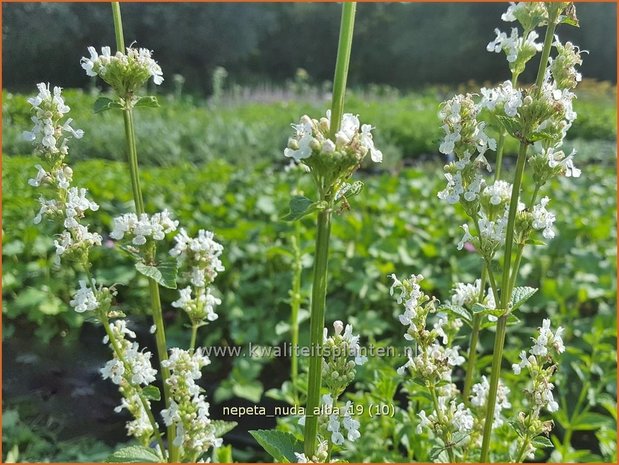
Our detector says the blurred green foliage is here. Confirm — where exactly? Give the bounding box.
[2,86,616,461]
[3,83,616,167]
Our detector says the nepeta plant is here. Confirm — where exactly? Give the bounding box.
[390,2,583,462]
[24,3,232,462]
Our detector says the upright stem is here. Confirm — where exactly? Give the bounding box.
[479,140,529,462]
[290,222,303,404]
[329,2,357,139]
[479,9,559,460]
[304,2,356,457]
[462,269,486,402]
[111,2,125,53]
[111,3,177,460]
[303,209,332,456]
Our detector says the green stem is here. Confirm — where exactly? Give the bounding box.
[123,109,145,213]
[462,269,486,402]
[190,322,199,352]
[111,3,177,460]
[303,208,332,456]
[515,434,531,463]
[328,2,357,139]
[480,141,529,462]
[480,10,560,459]
[290,222,303,404]
[304,2,356,456]
[111,2,125,53]
[479,314,508,462]
[493,72,520,181]
[430,385,455,463]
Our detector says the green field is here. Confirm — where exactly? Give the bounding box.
[2,85,617,462]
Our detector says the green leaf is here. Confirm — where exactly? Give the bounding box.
[510,286,538,311]
[532,435,554,448]
[135,259,177,289]
[249,430,302,463]
[142,385,161,401]
[232,382,263,403]
[471,302,490,315]
[281,196,325,222]
[212,420,238,437]
[526,238,546,246]
[573,412,612,431]
[215,445,233,463]
[496,115,522,140]
[134,96,160,109]
[105,445,162,463]
[94,97,122,114]
[528,130,556,143]
[438,303,472,323]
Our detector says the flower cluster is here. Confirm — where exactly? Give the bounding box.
[284,111,382,199]
[511,319,565,459]
[501,2,549,30]
[391,274,473,448]
[487,28,543,74]
[25,84,101,265]
[321,394,361,445]
[295,441,329,463]
[285,111,382,164]
[170,229,225,325]
[110,210,178,245]
[101,320,159,445]
[23,83,83,159]
[437,94,496,208]
[470,376,512,427]
[81,45,163,95]
[160,348,221,460]
[321,321,367,397]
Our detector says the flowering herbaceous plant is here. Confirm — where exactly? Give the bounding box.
[390,2,585,462]
[25,3,236,463]
[21,1,606,464]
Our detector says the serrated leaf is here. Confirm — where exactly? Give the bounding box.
[134,96,160,109]
[510,286,538,311]
[142,385,161,401]
[105,445,162,463]
[213,420,237,437]
[471,302,490,315]
[532,435,554,448]
[249,430,302,463]
[94,97,122,114]
[438,303,472,323]
[135,259,178,289]
[281,196,323,222]
[496,115,522,140]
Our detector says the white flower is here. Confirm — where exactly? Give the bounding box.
[110,210,178,244]
[483,180,513,206]
[360,123,383,162]
[342,402,361,441]
[452,402,475,432]
[81,46,163,87]
[512,350,532,375]
[69,280,99,313]
[416,410,431,434]
[532,196,556,239]
[101,359,125,384]
[470,375,511,426]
